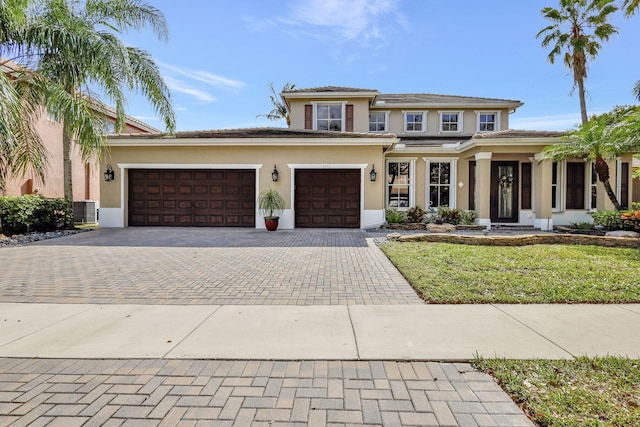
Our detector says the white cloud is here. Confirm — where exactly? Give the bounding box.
[160,63,245,92]
[164,76,216,103]
[283,0,406,43]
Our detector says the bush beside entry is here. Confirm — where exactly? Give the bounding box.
[258,189,285,231]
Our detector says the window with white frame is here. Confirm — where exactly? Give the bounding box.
[551,161,565,212]
[477,112,499,132]
[404,112,426,132]
[369,112,387,132]
[426,160,456,208]
[316,103,343,131]
[439,112,462,133]
[387,160,414,208]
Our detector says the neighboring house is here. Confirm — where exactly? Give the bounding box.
[99,86,635,230]
[1,58,160,216]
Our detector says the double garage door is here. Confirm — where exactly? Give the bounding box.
[128,168,361,228]
[129,169,255,227]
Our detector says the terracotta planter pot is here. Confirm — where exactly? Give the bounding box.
[264,217,279,231]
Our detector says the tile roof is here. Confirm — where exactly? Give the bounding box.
[283,86,378,93]
[375,93,522,106]
[107,127,396,139]
[472,129,566,139]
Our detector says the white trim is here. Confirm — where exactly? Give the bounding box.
[286,163,369,229]
[438,111,464,133]
[422,158,458,209]
[368,111,390,133]
[474,152,492,161]
[475,111,501,133]
[402,111,427,133]
[551,160,565,213]
[588,160,597,211]
[312,101,347,131]
[615,157,622,204]
[385,158,417,210]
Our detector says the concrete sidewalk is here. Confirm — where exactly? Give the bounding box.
[2,303,638,360]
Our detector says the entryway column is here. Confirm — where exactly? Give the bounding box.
[474,152,492,229]
[533,153,553,231]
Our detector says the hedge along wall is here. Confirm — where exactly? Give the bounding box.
[0,195,72,234]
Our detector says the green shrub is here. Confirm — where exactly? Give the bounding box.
[460,210,477,225]
[570,221,594,230]
[590,210,626,230]
[632,202,640,211]
[406,205,425,223]
[386,208,406,224]
[0,195,72,234]
[435,205,462,225]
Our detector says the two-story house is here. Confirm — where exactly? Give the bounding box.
[99,86,635,230]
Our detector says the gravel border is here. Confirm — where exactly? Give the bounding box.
[0,229,92,247]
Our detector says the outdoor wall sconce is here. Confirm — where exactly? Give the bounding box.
[271,164,279,182]
[370,164,377,182]
[104,164,115,182]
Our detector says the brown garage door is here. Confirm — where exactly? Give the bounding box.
[128,169,255,227]
[295,169,360,228]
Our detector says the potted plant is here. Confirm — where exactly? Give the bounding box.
[258,188,285,231]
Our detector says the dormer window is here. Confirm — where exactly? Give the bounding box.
[369,112,388,132]
[477,111,500,132]
[316,103,344,131]
[404,111,426,133]
[439,111,463,133]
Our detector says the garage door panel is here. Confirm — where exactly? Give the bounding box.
[295,169,360,228]
[129,169,255,227]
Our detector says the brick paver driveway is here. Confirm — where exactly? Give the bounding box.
[0,227,421,305]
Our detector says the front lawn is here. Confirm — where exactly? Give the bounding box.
[473,357,640,427]
[379,242,640,303]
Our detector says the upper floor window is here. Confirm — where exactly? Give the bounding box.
[316,104,343,131]
[439,111,462,133]
[477,112,499,132]
[104,121,116,135]
[369,112,388,132]
[404,112,426,132]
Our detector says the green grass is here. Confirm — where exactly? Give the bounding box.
[379,242,640,303]
[473,357,640,427]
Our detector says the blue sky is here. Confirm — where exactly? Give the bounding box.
[121,0,640,132]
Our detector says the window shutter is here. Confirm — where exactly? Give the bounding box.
[346,104,354,132]
[566,162,585,209]
[304,105,312,129]
[521,163,532,209]
[621,162,629,209]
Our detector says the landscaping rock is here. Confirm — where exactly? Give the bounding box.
[426,223,456,233]
[0,229,89,246]
[605,230,640,238]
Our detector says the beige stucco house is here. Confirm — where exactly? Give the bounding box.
[99,86,635,230]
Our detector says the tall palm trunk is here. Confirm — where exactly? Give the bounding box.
[62,119,75,227]
[577,77,588,125]
[594,156,622,210]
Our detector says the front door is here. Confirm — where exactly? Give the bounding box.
[490,162,519,223]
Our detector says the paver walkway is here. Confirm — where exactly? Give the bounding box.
[0,358,533,427]
[0,228,543,426]
[0,229,420,305]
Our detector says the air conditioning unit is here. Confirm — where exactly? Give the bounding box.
[73,200,97,224]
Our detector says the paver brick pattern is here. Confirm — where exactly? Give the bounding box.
[0,228,421,305]
[0,358,533,427]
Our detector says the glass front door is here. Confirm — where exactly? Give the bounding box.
[490,162,519,223]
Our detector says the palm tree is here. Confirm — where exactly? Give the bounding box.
[543,105,640,210]
[2,0,175,202]
[0,2,48,193]
[537,0,618,125]
[622,0,639,16]
[257,82,295,127]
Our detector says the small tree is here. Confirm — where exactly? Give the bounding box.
[543,105,640,210]
[257,82,295,127]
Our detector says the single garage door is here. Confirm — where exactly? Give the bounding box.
[295,169,360,228]
[128,169,255,227]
